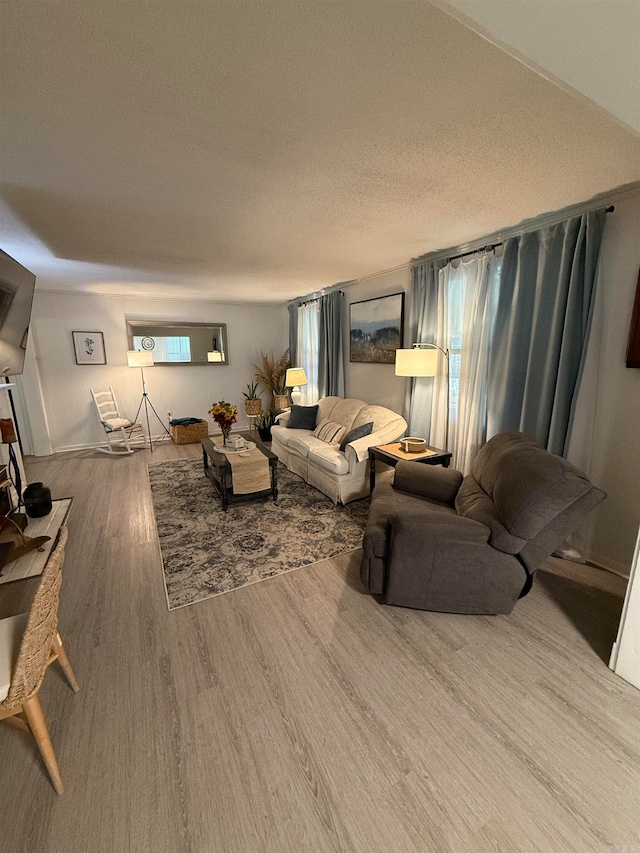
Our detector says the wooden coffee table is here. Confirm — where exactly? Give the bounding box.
[368,442,452,493]
[202,432,278,511]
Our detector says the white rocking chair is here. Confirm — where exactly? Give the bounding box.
[90,387,146,455]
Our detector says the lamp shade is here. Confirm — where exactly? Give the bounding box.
[127,350,154,368]
[395,348,438,377]
[285,367,308,387]
[207,350,223,362]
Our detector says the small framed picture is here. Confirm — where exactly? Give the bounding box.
[72,331,106,365]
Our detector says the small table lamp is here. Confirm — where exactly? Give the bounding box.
[285,367,308,406]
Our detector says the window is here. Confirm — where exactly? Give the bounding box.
[164,336,191,363]
[432,253,501,471]
[297,300,320,404]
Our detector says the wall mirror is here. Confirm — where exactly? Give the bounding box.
[126,320,228,365]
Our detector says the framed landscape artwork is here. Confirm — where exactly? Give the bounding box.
[72,331,106,365]
[349,293,404,363]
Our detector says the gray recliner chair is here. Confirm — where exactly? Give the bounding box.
[360,431,606,615]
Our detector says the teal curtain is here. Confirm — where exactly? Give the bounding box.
[487,209,606,455]
[318,290,344,398]
[288,302,299,365]
[405,259,446,437]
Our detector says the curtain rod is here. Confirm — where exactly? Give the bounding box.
[288,288,344,308]
[442,207,614,266]
[445,244,499,264]
[413,205,615,268]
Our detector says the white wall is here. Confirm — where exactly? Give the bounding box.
[344,267,411,414]
[28,291,288,452]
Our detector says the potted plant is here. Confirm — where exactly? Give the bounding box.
[255,349,290,410]
[242,381,262,416]
[254,409,275,442]
[273,382,289,411]
[209,400,238,445]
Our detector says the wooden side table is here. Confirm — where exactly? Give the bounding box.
[368,442,452,493]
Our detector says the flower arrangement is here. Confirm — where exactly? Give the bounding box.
[209,400,237,444]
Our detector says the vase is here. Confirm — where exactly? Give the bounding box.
[23,482,53,518]
[221,425,232,446]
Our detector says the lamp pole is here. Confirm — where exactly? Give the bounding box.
[397,342,451,450]
[127,352,173,452]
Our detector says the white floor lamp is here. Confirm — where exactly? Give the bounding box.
[127,351,173,452]
[285,367,308,406]
[395,343,450,449]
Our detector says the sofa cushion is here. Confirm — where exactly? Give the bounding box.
[352,404,400,433]
[308,443,349,475]
[455,476,526,554]
[472,431,593,540]
[316,396,340,423]
[287,405,319,430]
[313,419,346,445]
[329,398,366,431]
[272,425,312,448]
[288,434,314,457]
[340,421,373,451]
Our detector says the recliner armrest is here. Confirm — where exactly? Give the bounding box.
[393,461,463,505]
[389,509,489,545]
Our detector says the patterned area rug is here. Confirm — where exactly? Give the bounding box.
[148,458,369,610]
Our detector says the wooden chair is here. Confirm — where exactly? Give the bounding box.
[91,386,146,454]
[0,527,79,794]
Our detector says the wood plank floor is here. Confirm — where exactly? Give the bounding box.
[0,442,637,852]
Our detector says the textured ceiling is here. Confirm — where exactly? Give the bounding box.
[1,1,640,303]
[439,0,640,133]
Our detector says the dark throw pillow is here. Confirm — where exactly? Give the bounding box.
[339,421,374,452]
[287,404,319,430]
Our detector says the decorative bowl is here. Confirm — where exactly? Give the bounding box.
[400,437,427,453]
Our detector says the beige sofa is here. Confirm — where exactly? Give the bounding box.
[271,396,407,504]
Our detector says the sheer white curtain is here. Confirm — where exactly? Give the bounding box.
[431,253,500,473]
[297,299,320,404]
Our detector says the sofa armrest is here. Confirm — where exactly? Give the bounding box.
[345,421,407,466]
[393,461,462,505]
[275,410,291,427]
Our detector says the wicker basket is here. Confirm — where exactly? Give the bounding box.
[274,394,289,409]
[171,420,209,445]
[244,398,262,416]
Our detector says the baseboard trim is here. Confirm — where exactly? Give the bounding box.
[584,552,631,579]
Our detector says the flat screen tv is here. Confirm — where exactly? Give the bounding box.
[0,249,36,376]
